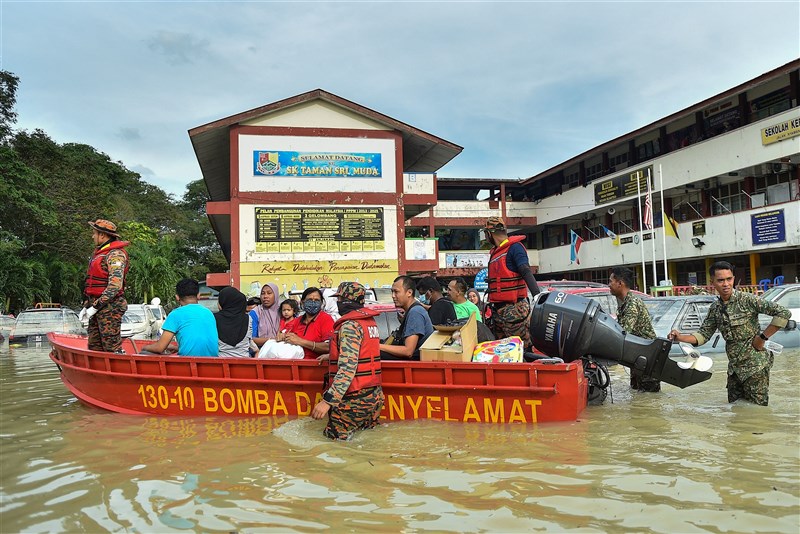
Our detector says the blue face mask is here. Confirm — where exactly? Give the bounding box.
[418,291,429,305]
[303,300,322,315]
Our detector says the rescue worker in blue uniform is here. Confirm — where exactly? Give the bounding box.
[312,282,384,440]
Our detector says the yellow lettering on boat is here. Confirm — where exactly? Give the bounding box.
[525,400,541,423]
[426,396,441,418]
[443,397,458,421]
[387,395,404,420]
[407,395,423,419]
[236,389,254,414]
[295,392,311,416]
[219,389,236,413]
[508,400,526,423]
[273,391,288,415]
[484,398,504,423]
[203,388,218,412]
[463,398,480,422]
[254,390,270,415]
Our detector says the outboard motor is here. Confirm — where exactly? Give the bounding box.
[530,291,712,389]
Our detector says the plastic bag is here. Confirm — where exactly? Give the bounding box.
[257,339,304,359]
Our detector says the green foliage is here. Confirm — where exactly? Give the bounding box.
[0,71,228,312]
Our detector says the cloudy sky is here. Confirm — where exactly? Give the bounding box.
[5,1,799,198]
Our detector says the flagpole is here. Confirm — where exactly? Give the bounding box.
[637,171,647,293]
[659,164,669,285]
[648,169,657,288]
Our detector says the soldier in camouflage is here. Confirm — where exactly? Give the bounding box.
[670,261,791,406]
[311,282,384,440]
[609,267,659,392]
[82,219,130,353]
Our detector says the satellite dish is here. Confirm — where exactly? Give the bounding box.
[608,207,616,215]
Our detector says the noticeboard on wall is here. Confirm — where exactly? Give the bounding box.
[594,166,652,205]
[751,209,786,245]
[255,207,385,253]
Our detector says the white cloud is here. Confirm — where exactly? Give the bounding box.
[5,1,799,196]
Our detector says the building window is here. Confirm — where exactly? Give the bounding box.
[637,139,661,160]
[612,208,634,235]
[585,163,603,183]
[750,87,791,121]
[712,182,744,215]
[565,171,580,189]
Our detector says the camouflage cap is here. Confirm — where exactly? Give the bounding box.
[334,281,366,304]
[484,216,506,232]
[88,219,120,237]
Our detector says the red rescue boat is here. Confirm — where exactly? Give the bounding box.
[48,333,588,424]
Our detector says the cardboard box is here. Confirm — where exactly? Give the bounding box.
[420,312,478,362]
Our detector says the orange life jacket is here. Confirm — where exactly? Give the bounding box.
[84,241,130,298]
[328,308,381,394]
[487,235,528,303]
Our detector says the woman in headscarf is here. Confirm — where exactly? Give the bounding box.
[253,283,281,346]
[277,286,334,359]
[466,287,490,321]
[215,287,257,358]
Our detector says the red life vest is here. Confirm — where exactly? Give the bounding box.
[487,235,528,303]
[84,241,130,298]
[328,308,381,394]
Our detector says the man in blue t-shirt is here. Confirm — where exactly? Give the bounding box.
[379,275,434,361]
[142,278,219,357]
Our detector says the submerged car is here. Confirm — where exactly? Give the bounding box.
[9,306,86,344]
[644,295,726,355]
[144,298,167,335]
[759,283,800,349]
[121,304,158,340]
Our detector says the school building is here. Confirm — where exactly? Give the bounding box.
[193,59,799,295]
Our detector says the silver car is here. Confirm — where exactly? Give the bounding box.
[644,295,726,355]
[759,283,800,349]
[121,304,158,339]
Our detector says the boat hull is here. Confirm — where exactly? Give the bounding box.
[49,334,587,423]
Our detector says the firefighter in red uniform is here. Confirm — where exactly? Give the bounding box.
[484,216,540,350]
[311,282,384,440]
[82,219,130,352]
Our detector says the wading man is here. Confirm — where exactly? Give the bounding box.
[609,266,659,392]
[669,261,791,406]
[311,282,384,440]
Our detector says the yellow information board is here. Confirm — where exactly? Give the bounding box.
[761,116,800,145]
[239,259,398,297]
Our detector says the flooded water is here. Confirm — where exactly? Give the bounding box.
[1,339,798,533]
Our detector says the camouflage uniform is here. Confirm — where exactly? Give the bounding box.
[616,292,659,392]
[491,300,532,349]
[692,290,790,406]
[87,247,128,353]
[322,282,384,440]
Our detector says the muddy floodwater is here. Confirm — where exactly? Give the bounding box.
[1,340,798,532]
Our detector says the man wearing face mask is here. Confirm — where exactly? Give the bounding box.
[415,276,456,326]
[278,286,334,359]
[311,281,384,440]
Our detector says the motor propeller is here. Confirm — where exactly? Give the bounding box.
[529,291,712,389]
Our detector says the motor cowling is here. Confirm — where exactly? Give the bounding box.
[530,291,712,389]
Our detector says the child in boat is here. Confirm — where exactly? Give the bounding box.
[279,299,299,331]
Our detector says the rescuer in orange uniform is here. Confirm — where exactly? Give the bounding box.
[82,219,130,352]
[484,216,540,350]
[311,282,384,440]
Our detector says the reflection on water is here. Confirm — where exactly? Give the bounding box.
[1,340,798,532]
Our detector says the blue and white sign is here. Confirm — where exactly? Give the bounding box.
[253,150,382,178]
[751,209,786,245]
[474,268,489,290]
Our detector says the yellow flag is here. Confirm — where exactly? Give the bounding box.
[663,212,679,239]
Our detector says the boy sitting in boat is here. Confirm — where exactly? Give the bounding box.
[142,278,219,357]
